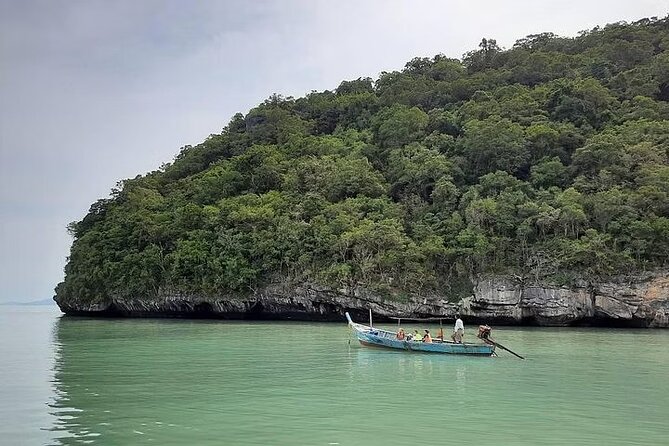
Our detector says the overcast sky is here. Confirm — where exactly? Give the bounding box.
[1,0,667,303]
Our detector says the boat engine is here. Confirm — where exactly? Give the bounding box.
[477,325,492,340]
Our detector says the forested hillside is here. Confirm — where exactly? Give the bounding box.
[57,17,669,305]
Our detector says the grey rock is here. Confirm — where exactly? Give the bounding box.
[458,272,669,327]
[54,272,669,328]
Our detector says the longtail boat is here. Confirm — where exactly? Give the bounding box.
[345,312,496,356]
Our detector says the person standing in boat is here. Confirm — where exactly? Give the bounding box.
[452,314,464,343]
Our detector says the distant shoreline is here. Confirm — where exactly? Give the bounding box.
[0,298,55,306]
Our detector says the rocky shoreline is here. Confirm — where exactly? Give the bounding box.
[54,272,669,328]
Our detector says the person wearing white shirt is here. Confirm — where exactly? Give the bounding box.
[452,314,464,343]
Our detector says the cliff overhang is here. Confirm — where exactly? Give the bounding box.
[54,272,669,328]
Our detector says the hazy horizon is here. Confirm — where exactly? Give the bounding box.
[1,0,667,302]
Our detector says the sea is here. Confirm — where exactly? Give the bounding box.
[1,305,668,445]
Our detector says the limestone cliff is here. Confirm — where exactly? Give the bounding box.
[54,271,669,328]
[461,273,669,327]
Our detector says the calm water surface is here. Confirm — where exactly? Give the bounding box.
[1,305,668,445]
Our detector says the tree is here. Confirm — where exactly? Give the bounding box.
[386,143,452,201]
[371,105,428,149]
[459,116,528,177]
[463,38,504,72]
[531,157,569,189]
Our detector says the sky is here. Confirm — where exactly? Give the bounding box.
[1,0,667,303]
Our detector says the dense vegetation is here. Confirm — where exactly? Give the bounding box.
[57,17,669,304]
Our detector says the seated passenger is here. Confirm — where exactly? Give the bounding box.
[422,329,433,343]
[396,328,405,340]
[412,330,422,341]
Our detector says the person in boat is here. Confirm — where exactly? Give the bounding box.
[452,314,464,343]
[396,328,406,340]
[412,330,422,341]
[422,329,432,343]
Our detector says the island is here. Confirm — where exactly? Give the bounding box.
[55,17,669,327]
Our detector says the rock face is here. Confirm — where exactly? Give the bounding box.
[54,282,458,323]
[461,273,669,327]
[54,272,669,327]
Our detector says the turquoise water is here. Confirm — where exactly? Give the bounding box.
[1,306,668,445]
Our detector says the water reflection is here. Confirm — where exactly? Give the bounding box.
[48,317,220,445]
[45,316,669,446]
[50,318,108,445]
[348,341,502,407]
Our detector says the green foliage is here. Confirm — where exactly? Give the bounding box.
[531,157,569,189]
[371,104,428,149]
[58,17,669,304]
[459,117,528,177]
